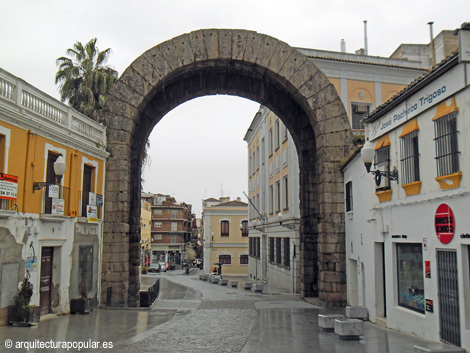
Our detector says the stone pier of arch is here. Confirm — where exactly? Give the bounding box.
[99,28,354,308]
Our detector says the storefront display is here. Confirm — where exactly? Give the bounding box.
[397,243,425,313]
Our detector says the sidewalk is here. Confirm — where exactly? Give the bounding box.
[0,269,466,353]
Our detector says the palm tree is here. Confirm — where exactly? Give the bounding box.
[55,38,118,118]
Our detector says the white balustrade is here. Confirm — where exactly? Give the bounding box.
[0,68,106,148]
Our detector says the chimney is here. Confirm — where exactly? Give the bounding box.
[363,20,368,55]
[340,39,346,53]
[428,21,436,67]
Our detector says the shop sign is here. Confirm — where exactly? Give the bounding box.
[425,299,434,313]
[425,260,431,278]
[51,198,64,215]
[87,205,98,224]
[0,173,18,200]
[435,203,455,244]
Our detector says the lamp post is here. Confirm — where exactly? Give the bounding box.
[33,154,66,192]
[360,141,398,184]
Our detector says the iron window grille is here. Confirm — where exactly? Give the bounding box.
[276,238,282,264]
[283,238,290,268]
[400,131,420,185]
[434,112,459,177]
[269,237,274,262]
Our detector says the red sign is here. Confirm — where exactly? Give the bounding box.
[434,204,455,244]
[0,173,18,200]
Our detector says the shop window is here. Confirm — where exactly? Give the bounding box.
[345,181,353,212]
[397,243,425,313]
[269,237,274,262]
[219,254,231,264]
[221,220,229,237]
[276,238,282,264]
[240,255,248,265]
[283,238,290,267]
[434,112,459,177]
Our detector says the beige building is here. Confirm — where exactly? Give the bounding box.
[140,200,152,268]
[202,197,249,276]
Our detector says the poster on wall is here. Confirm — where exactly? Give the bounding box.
[0,173,18,200]
[425,260,431,278]
[48,184,59,199]
[51,198,64,215]
[435,203,455,244]
[96,194,103,207]
[89,192,96,206]
[87,205,98,223]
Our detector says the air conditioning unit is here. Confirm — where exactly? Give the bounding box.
[374,165,390,191]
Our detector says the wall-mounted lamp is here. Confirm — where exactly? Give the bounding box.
[33,154,66,193]
[277,212,297,230]
[361,140,398,184]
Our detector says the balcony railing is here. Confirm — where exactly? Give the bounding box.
[0,68,106,148]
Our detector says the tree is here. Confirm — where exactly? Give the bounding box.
[55,38,118,118]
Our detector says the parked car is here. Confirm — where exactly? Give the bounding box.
[148,263,160,273]
[159,262,168,272]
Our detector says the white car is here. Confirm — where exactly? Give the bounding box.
[159,262,168,272]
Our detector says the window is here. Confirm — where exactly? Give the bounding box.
[269,185,274,214]
[81,164,95,217]
[268,128,273,155]
[241,220,248,237]
[345,181,353,212]
[269,237,274,262]
[275,120,280,150]
[46,152,61,214]
[397,243,424,313]
[0,134,5,173]
[256,146,260,171]
[256,237,260,258]
[153,209,162,215]
[400,130,420,185]
[171,210,179,219]
[434,111,459,177]
[283,238,290,267]
[283,124,288,142]
[351,103,371,130]
[154,221,162,228]
[275,181,281,212]
[171,234,178,243]
[171,222,177,231]
[276,238,282,264]
[240,255,249,265]
[249,238,253,256]
[283,176,289,209]
[219,254,231,264]
[221,220,229,237]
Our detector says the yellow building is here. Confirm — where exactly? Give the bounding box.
[140,200,152,267]
[202,197,248,276]
[0,68,108,325]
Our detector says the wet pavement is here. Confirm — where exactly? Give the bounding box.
[0,268,463,353]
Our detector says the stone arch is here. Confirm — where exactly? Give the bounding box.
[99,29,354,307]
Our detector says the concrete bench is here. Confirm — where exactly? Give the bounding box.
[230,281,238,288]
[252,284,264,293]
[318,314,344,332]
[219,279,228,286]
[243,282,252,290]
[345,306,368,320]
[414,344,466,353]
[334,318,363,340]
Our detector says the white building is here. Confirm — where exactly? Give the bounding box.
[342,23,470,350]
[244,42,430,294]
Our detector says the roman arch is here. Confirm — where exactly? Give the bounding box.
[99,29,354,307]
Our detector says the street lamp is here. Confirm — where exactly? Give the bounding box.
[33,154,66,193]
[361,140,398,185]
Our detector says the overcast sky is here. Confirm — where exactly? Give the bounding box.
[1,0,469,216]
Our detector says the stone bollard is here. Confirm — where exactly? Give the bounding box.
[318,314,344,332]
[334,318,364,340]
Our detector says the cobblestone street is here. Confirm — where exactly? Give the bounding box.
[0,269,455,352]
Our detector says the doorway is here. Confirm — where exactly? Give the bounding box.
[40,247,53,315]
[437,249,461,346]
